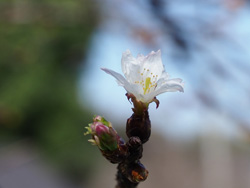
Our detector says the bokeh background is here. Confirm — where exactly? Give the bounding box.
[1,0,250,188]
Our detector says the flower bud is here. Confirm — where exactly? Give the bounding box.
[118,161,148,183]
[126,136,143,162]
[129,162,148,183]
[85,116,128,163]
[126,111,151,144]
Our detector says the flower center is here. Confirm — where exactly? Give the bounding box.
[134,68,158,95]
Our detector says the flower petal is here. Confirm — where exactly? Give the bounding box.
[121,50,141,83]
[101,68,127,86]
[101,67,139,96]
[140,50,164,78]
[155,78,184,96]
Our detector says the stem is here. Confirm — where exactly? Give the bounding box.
[114,136,148,187]
[115,106,151,187]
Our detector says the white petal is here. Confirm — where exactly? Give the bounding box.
[121,50,141,83]
[101,68,127,86]
[155,78,184,96]
[140,50,164,78]
[156,72,169,86]
[139,94,154,103]
[128,85,143,101]
[136,53,145,63]
[101,68,139,95]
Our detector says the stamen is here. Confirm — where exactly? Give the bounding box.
[135,69,158,95]
[144,77,151,95]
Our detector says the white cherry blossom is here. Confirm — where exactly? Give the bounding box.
[101,50,184,104]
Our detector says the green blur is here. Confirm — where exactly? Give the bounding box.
[0,0,98,183]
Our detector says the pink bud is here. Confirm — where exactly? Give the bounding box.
[95,124,109,137]
[85,115,127,155]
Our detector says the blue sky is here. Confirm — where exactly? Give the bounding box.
[79,0,250,140]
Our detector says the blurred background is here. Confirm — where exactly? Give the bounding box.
[1,0,250,188]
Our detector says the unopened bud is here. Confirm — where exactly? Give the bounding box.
[126,111,151,144]
[85,116,128,163]
[118,161,148,183]
[130,162,148,183]
[126,136,143,162]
